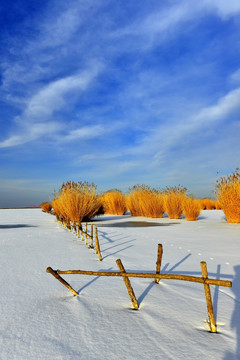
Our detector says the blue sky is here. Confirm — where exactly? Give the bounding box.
[1,0,240,207]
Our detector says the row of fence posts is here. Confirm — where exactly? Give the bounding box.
[59,219,102,261]
[46,243,232,333]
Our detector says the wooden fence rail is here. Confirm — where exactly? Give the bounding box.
[46,244,232,333]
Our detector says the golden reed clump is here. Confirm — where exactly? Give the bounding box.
[102,190,127,215]
[164,186,187,219]
[202,198,215,210]
[182,197,201,221]
[40,202,52,213]
[213,200,221,210]
[126,185,165,218]
[216,169,240,223]
[52,181,101,225]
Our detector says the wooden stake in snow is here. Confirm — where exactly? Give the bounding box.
[155,244,163,284]
[46,267,78,296]
[95,227,102,261]
[81,226,84,241]
[89,224,94,249]
[85,223,88,245]
[201,261,217,333]
[116,259,139,310]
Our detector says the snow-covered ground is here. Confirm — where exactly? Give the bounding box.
[0,209,239,360]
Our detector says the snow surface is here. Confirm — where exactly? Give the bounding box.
[0,209,239,360]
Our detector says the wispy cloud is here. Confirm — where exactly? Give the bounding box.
[136,86,240,163]
[111,0,240,50]
[25,64,102,120]
[0,63,103,148]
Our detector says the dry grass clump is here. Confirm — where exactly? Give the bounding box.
[216,169,240,223]
[40,202,52,213]
[126,185,165,218]
[182,197,201,221]
[102,190,127,215]
[164,186,187,219]
[202,198,215,210]
[213,200,221,210]
[126,186,142,216]
[52,181,101,225]
[196,199,205,210]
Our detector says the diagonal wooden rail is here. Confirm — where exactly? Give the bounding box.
[46,244,232,333]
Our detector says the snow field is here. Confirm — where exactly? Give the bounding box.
[0,209,239,359]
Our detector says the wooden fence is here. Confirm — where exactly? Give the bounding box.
[59,220,102,261]
[46,244,232,333]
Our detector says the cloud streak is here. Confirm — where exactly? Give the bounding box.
[0,63,103,148]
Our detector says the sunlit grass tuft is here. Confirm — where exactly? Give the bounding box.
[102,190,127,215]
[126,185,165,218]
[202,198,215,210]
[52,181,101,225]
[164,186,187,219]
[216,169,240,223]
[213,200,221,210]
[183,197,201,221]
[40,202,52,213]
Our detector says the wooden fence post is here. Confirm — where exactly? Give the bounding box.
[95,228,102,261]
[155,244,163,284]
[72,223,76,235]
[201,261,217,333]
[89,224,94,249]
[46,267,78,296]
[116,259,139,310]
[85,223,88,245]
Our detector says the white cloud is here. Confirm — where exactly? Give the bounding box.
[0,122,61,148]
[229,68,240,85]
[195,87,240,123]
[123,86,240,163]
[0,64,103,148]
[25,64,102,120]
[63,125,105,141]
[112,0,240,49]
[202,0,240,19]
[39,7,82,48]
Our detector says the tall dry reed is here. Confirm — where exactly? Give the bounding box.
[102,190,127,215]
[52,181,101,225]
[202,198,215,210]
[164,186,187,219]
[40,202,52,213]
[183,197,201,221]
[126,185,165,218]
[216,169,240,223]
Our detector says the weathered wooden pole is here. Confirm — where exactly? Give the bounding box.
[46,267,78,296]
[89,224,94,249]
[85,223,88,245]
[54,269,232,287]
[155,244,163,284]
[201,261,217,333]
[116,259,139,310]
[95,228,102,261]
[72,223,76,235]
